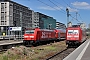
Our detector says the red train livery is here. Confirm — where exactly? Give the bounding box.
[54,29,66,40]
[66,27,87,46]
[23,28,56,45]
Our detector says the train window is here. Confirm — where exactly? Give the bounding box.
[73,30,79,34]
[68,30,79,34]
[25,30,34,34]
[68,30,73,34]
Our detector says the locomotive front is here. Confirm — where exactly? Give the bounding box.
[66,27,80,46]
[23,28,38,46]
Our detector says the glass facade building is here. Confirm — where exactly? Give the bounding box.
[41,17,56,29]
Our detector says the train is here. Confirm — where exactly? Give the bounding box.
[66,26,87,46]
[23,28,66,46]
[54,28,66,40]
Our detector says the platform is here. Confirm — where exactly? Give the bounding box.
[63,39,90,60]
[81,40,90,60]
[0,40,23,45]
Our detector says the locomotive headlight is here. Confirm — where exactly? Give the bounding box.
[30,36,34,38]
[24,36,28,38]
[74,36,79,37]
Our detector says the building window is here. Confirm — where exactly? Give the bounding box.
[1,21,4,25]
[1,17,4,21]
[5,21,6,25]
[5,3,7,7]
[1,3,4,12]
[5,16,6,21]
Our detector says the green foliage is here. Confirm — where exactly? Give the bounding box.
[2,55,8,60]
[8,51,10,55]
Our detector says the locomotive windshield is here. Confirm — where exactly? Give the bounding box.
[73,30,79,34]
[68,30,79,34]
[25,30,34,34]
[68,30,73,34]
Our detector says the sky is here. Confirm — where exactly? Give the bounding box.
[12,0,90,28]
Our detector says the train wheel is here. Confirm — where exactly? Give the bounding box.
[23,41,27,46]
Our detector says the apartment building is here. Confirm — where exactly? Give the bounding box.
[0,0,57,35]
[0,0,33,35]
[33,12,40,28]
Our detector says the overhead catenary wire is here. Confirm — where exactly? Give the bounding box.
[48,0,66,13]
[62,0,71,8]
[52,0,66,7]
[70,15,81,22]
[28,0,83,23]
[62,0,78,12]
[48,0,77,23]
[37,0,66,14]
[62,0,84,23]
[78,13,83,21]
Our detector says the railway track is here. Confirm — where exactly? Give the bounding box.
[0,40,23,53]
[46,48,76,60]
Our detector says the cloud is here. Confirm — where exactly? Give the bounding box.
[38,6,63,10]
[71,1,90,9]
[67,7,78,12]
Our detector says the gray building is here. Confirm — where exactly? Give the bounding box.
[78,23,86,29]
[34,12,56,29]
[33,12,40,28]
[33,12,47,29]
[88,23,90,28]
[0,0,58,35]
[0,0,33,35]
[56,22,66,29]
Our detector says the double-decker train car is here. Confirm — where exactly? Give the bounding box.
[23,28,56,46]
[54,28,66,40]
[66,27,87,46]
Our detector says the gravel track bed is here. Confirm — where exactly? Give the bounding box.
[46,48,76,60]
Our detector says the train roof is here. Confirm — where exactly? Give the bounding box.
[55,28,66,32]
[67,27,86,31]
[25,28,54,31]
[67,27,81,29]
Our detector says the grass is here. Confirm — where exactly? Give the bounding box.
[0,41,66,60]
[45,46,56,50]
[2,55,8,60]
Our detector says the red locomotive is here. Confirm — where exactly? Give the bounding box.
[54,29,66,40]
[66,26,87,46]
[23,28,56,46]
